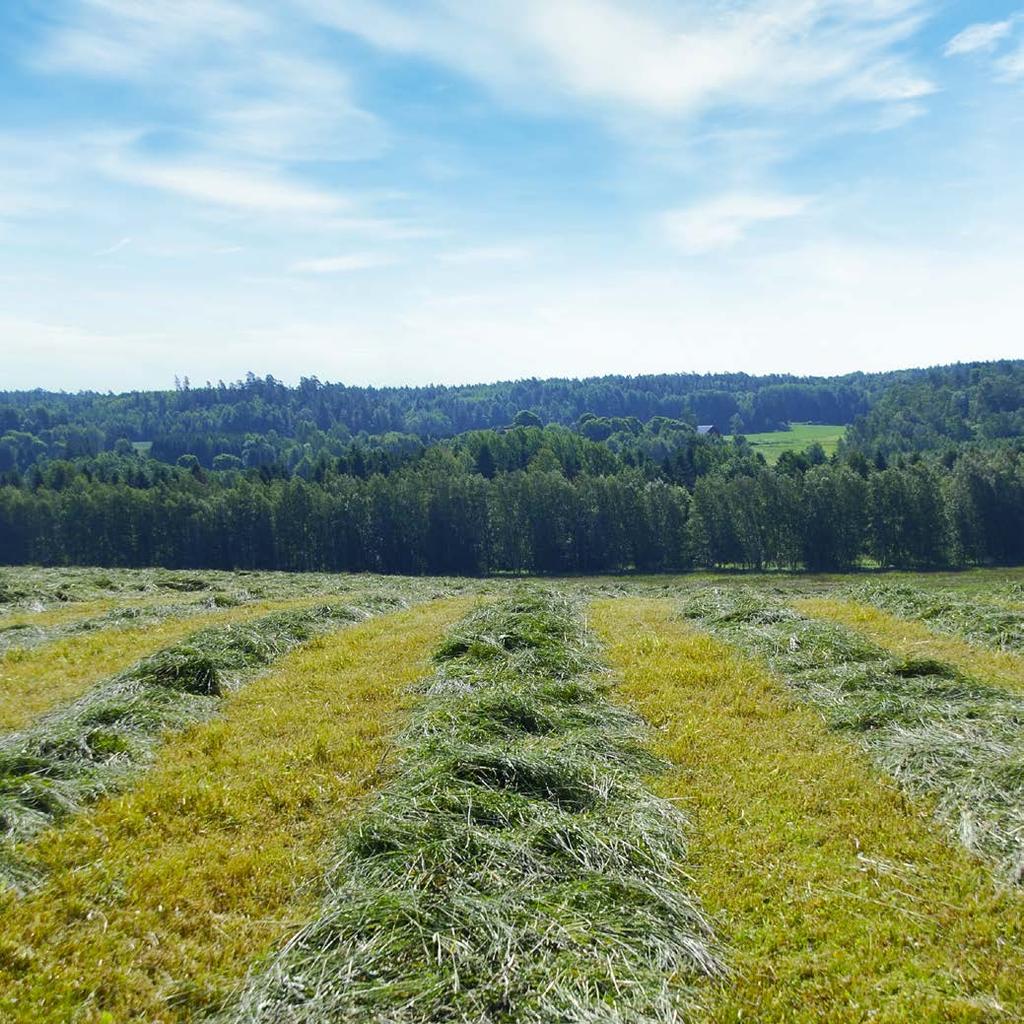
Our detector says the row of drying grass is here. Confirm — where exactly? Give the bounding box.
[0,597,322,732]
[0,565,477,612]
[0,597,471,1023]
[0,567,264,609]
[0,593,246,656]
[0,598,127,635]
[848,580,1024,652]
[680,587,1024,882]
[796,595,1024,696]
[0,595,403,889]
[225,588,721,1023]
[593,598,1024,1023]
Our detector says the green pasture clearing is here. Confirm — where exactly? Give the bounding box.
[594,598,1024,1022]
[0,598,472,1024]
[731,422,844,462]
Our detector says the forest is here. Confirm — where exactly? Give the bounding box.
[1,359,1022,575]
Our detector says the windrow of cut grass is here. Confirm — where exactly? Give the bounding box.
[592,598,1024,1023]
[796,594,1024,697]
[0,593,246,656]
[847,580,1024,652]
[0,598,124,635]
[0,597,471,1024]
[680,587,1024,882]
[0,595,403,889]
[0,567,248,609]
[0,565,476,610]
[0,597,336,736]
[225,588,721,1024]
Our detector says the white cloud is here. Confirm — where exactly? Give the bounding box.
[94,236,132,256]
[7,234,1024,391]
[438,245,533,265]
[662,193,811,253]
[290,253,393,273]
[996,43,1024,80]
[40,0,266,76]
[325,217,444,242]
[199,52,386,162]
[941,14,1024,82]
[839,61,936,101]
[104,158,345,213]
[944,18,1016,57]
[302,0,934,118]
[38,1,385,165]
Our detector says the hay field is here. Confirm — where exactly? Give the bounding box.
[0,566,1021,1022]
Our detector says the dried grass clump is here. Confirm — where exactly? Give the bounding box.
[682,587,1024,882]
[226,588,721,1024]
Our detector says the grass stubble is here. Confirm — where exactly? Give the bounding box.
[593,597,1024,1023]
[0,595,473,1023]
[224,588,721,1024]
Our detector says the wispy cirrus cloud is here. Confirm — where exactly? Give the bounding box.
[18,2,395,243]
[438,244,533,265]
[291,253,394,274]
[7,0,1024,392]
[944,17,1017,57]
[94,236,132,256]
[37,0,386,164]
[38,0,265,76]
[943,12,1024,82]
[998,43,1024,80]
[300,0,935,119]
[662,193,812,253]
[103,158,346,214]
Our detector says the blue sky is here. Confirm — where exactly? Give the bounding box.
[2,1,1023,391]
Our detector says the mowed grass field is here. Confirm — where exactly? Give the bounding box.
[732,421,845,462]
[0,565,1022,1022]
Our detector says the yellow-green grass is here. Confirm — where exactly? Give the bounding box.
[0,597,330,733]
[0,599,123,631]
[0,593,218,633]
[591,598,1024,1023]
[796,595,1024,695]
[730,422,845,463]
[0,595,475,1024]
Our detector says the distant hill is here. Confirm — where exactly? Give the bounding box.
[3,358,1023,575]
[2,360,1022,471]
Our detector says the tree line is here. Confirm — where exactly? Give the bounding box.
[4,360,1021,473]
[2,442,1021,575]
